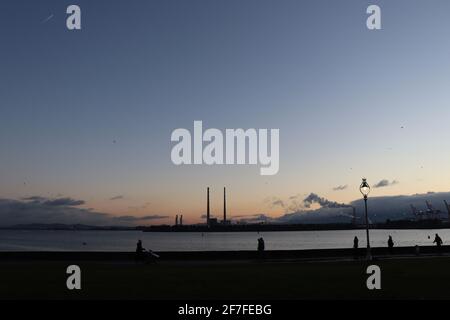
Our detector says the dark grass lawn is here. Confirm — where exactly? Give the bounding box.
[1,257,449,299]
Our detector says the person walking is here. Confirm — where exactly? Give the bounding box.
[433,233,443,254]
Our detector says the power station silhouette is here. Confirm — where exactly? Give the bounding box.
[174,187,230,227]
[205,187,230,227]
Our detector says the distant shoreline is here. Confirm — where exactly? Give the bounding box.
[141,219,450,232]
[1,219,450,232]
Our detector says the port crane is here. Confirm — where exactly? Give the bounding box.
[444,200,450,220]
[411,201,443,221]
[425,201,441,219]
[410,204,425,221]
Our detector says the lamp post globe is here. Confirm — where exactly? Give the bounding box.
[360,178,370,198]
[360,178,372,260]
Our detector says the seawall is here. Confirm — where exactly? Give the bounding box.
[0,245,448,262]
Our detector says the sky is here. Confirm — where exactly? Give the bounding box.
[1,0,450,225]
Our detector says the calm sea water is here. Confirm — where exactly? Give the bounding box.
[0,229,448,252]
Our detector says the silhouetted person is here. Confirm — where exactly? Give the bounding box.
[258,237,265,251]
[136,239,145,262]
[433,234,443,253]
[135,240,159,263]
[353,236,359,249]
[388,235,394,254]
[353,236,359,259]
[257,237,265,259]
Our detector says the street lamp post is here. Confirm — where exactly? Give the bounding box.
[359,178,372,260]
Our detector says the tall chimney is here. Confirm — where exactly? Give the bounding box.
[180,215,183,226]
[207,187,210,226]
[175,215,178,226]
[223,187,227,223]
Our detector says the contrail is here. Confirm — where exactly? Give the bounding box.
[41,14,54,24]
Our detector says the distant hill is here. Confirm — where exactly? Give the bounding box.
[2,223,136,231]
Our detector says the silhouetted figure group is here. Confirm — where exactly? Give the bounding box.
[353,235,394,259]
[136,239,146,261]
[135,239,159,263]
[351,233,445,258]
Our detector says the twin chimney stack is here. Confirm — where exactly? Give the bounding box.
[175,214,183,226]
[205,186,228,226]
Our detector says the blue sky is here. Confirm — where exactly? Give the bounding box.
[1,0,450,224]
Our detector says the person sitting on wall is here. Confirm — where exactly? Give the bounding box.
[136,239,146,262]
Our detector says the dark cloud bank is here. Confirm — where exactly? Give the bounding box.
[272,191,450,224]
[0,196,168,227]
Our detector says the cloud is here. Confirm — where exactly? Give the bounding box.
[283,194,305,212]
[373,179,399,188]
[22,196,84,206]
[272,199,285,207]
[333,185,348,191]
[0,198,108,227]
[110,195,125,201]
[264,193,354,224]
[43,197,85,206]
[264,196,285,209]
[303,193,352,209]
[113,215,168,222]
[0,196,167,227]
[21,196,47,202]
[265,193,350,213]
